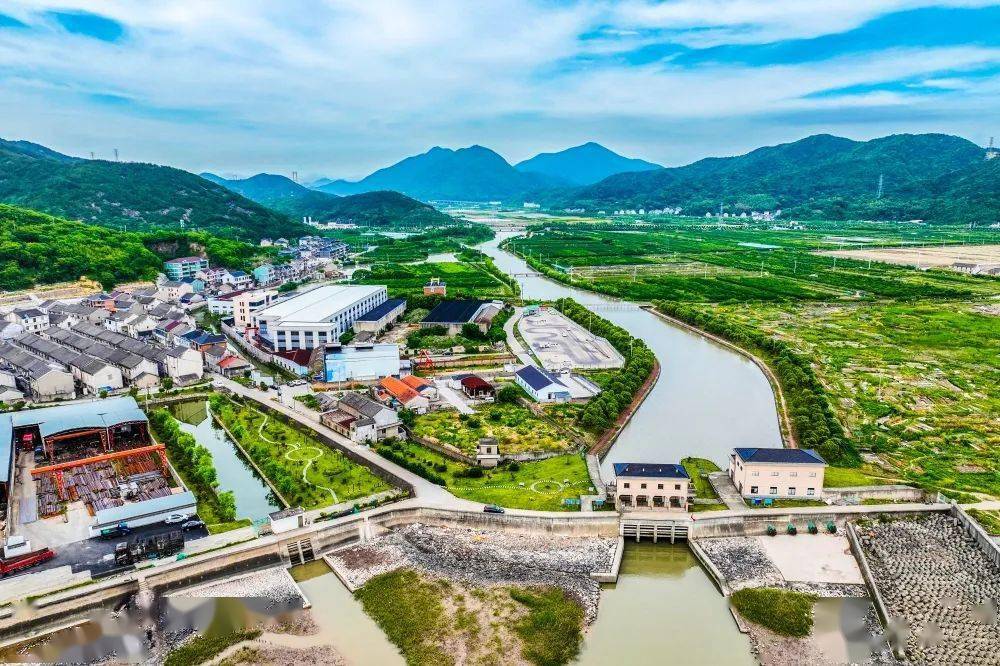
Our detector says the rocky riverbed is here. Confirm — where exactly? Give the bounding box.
[328,523,616,621]
[856,514,1000,664]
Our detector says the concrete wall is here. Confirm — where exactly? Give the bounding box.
[950,503,1000,567]
[824,485,925,504]
[689,504,950,538]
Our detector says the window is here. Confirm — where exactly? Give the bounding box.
[674,484,681,490]
[623,483,630,489]
[752,471,760,477]
[750,486,759,494]
[640,483,647,489]
[807,488,815,496]
[772,471,779,476]
[790,472,797,477]
[809,472,817,477]
[788,487,796,496]
[769,487,777,495]
[657,484,664,490]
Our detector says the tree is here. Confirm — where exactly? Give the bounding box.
[497,384,520,404]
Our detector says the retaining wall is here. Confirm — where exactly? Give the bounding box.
[689,503,949,538]
[950,503,1000,567]
[824,485,925,504]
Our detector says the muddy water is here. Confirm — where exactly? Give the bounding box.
[477,232,783,475]
[169,400,280,521]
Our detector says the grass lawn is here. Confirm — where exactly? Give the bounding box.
[747,498,827,509]
[730,588,816,637]
[411,403,575,455]
[356,568,585,666]
[691,502,728,512]
[968,509,1000,535]
[681,457,722,501]
[377,439,592,511]
[824,465,899,488]
[355,260,514,299]
[211,396,392,510]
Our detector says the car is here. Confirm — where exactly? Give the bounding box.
[181,519,205,531]
[163,513,190,525]
[483,504,505,514]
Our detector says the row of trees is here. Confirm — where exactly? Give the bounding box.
[148,408,237,524]
[554,298,657,434]
[655,301,859,466]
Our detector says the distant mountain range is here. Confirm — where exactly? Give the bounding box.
[0,138,306,241]
[514,142,660,186]
[202,172,452,226]
[533,133,998,223]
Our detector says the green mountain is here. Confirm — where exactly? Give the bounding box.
[0,204,162,290]
[207,172,452,226]
[514,142,660,186]
[539,133,993,222]
[0,138,307,241]
[316,145,562,201]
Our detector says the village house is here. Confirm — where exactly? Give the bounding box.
[376,376,431,414]
[514,365,571,403]
[319,391,403,443]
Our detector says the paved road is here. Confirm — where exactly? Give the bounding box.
[214,376,477,510]
[503,306,535,367]
[433,380,475,415]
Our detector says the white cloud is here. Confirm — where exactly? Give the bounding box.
[0,0,997,174]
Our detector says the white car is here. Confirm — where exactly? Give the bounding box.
[163,513,190,525]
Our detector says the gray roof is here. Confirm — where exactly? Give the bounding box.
[0,342,67,380]
[10,396,147,438]
[515,365,566,391]
[338,391,386,418]
[93,490,196,529]
[0,416,11,484]
[613,463,689,479]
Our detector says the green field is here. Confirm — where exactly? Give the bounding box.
[354,259,514,299]
[412,402,576,455]
[376,439,592,511]
[509,219,1000,498]
[210,395,392,510]
[332,224,492,263]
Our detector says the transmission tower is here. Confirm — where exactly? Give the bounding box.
[113,148,119,162]
[876,173,884,199]
[987,137,998,160]
[292,170,298,182]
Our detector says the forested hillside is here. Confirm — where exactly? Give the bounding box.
[207,172,452,226]
[539,133,996,223]
[0,204,162,290]
[0,138,308,240]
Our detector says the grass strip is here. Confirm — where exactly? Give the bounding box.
[163,629,261,666]
[730,587,816,637]
[510,587,585,666]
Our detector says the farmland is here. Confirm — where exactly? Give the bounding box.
[353,258,515,299]
[507,219,1000,497]
[411,402,575,455]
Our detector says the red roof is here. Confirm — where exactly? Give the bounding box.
[274,348,312,368]
[401,375,431,391]
[218,355,249,369]
[379,376,421,404]
[460,375,493,391]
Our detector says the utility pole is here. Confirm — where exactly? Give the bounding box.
[113,148,119,162]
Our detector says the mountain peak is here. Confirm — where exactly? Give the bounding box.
[514,143,660,186]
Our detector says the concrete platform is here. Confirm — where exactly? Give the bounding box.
[518,309,624,371]
[755,534,863,584]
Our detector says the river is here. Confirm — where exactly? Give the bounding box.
[476,232,782,475]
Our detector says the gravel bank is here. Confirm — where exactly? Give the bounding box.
[172,567,305,607]
[699,537,783,590]
[328,523,616,621]
[856,514,1000,664]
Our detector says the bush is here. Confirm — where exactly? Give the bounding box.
[496,384,520,404]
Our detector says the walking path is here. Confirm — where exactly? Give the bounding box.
[249,404,339,504]
[214,377,474,509]
[503,306,535,366]
[708,471,748,511]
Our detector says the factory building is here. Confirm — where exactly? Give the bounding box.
[254,285,388,351]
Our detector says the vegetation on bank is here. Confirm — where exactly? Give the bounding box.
[336,224,493,263]
[356,260,514,300]
[0,204,162,290]
[147,408,240,531]
[968,509,1000,536]
[681,457,722,500]
[657,300,857,467]
[163,629,262,666]
[356,568,586,666]
[554,298,656,434]
[376,439,591,511]
[210,395,391,510]
[411,402,574,455]
[730,587,816,637]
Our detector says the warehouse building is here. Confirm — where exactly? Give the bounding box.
[514,365,571,403]
[352,298,406,335]
[421,300,503,335]
[323,343,402,382]
[254,285,388,351]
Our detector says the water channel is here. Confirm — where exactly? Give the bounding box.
[476,232,783,475]
[168,400,280,521]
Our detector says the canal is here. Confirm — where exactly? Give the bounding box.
[169,400,280,521]
[477,232,783,474]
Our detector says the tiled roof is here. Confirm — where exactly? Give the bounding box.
[733,448,826,465]
[613,463,689,479]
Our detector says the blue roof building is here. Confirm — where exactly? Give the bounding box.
[514,365,571,403]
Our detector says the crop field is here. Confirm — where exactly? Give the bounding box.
[819,244,1000,270]
[511,219,1000,498]
[411,402,575,455]
[718,300,1000,497]
[353,260,513,298]
[377,439,592,511]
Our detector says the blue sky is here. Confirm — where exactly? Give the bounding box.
[0,1,998,179]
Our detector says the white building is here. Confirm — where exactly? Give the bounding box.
[728,448,827,500]
[254,285,388,351]
[6,308,49,334]
[232,289,277,329]
[514,365,571,403]
[610,463,692,511]
[324,343,402,382]
[319,391,403,443]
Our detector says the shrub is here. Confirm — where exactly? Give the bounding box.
[730,588,816,637]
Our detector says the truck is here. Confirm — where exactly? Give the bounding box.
[1,548,56,577]
[114,530,184,566]
[98,522,132,540]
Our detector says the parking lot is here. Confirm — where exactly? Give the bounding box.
[518,309,624,371]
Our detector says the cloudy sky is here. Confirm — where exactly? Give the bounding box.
[1,1,998,179]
